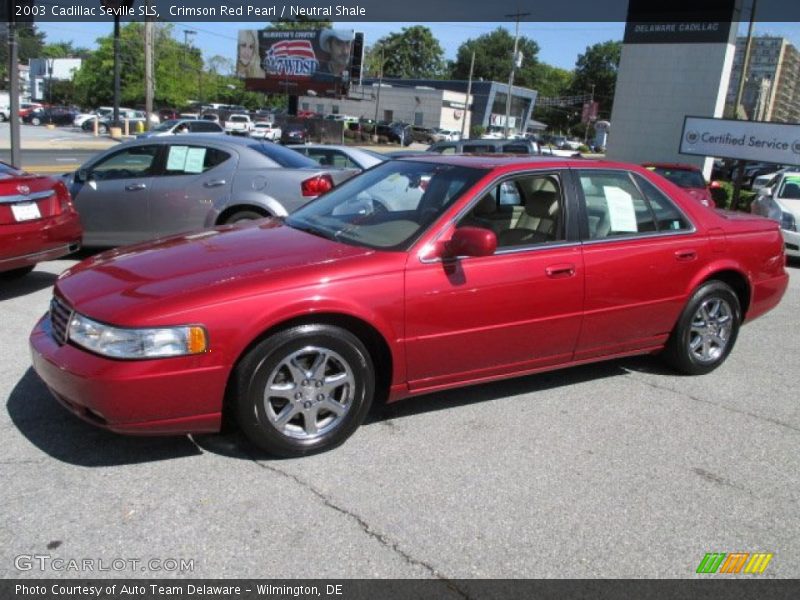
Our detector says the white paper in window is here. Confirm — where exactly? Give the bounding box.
[184,148,207,174]
[603,186,638,232]
[166,146,188,171]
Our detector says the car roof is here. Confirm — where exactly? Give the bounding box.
[393,154,609,171]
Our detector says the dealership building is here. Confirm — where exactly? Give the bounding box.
[298,78,538,134]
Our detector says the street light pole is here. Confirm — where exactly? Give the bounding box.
[460,51,474,140]
[112,14,121,127]
[504,11,529,138]
[7,13,21,167]
[732,0,758,210]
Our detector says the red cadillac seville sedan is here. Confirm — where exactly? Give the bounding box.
[1,161,82,278]
[30,156,788,456]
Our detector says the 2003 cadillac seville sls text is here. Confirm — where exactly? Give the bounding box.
[30,157,789,457]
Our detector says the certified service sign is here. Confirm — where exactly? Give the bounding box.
[680,116,800,165]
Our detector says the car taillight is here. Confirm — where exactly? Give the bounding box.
[301,174,334,197]
[54,181,74,213]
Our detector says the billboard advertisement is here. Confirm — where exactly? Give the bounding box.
[237,29,361,95]
[680,116,800,165]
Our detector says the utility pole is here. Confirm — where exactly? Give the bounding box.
[732,0,758,210]
[7,11,21,167]
[372,46,384,143]
[112,14,121,128]
[584,83,595,145]
[461,51,474,140]
[183,29,198,103]
[144,4,154,131]
[504,11,529,138]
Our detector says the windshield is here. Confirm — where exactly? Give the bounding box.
[652,167,706,189]
[778,176,800,199]
[153,119,180,132]
[248,141,317,168]
[286,160,487,250]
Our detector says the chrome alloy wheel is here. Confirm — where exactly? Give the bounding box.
[262,346,355,440]
[688,297,734,364]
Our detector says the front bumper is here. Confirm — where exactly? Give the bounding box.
[781,228,800,257]
[30,314,227,435]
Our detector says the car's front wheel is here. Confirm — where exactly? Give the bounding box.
[663,280,741,375]
[233,324,375,457]
[31,117,41,126]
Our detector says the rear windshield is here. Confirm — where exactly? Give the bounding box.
[651,167,706,189]
[248,141,318,168]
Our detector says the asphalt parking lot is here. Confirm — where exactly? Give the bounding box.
[1,256,798,580]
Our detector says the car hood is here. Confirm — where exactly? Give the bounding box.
[55,220,378,325]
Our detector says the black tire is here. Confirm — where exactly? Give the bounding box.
[663,281,741,375]
[31,117,41,126]
[223,210,266,224]
[1,265,35,280]
[0,112,7,122]
[233,324,375,457]
[98,123,108,134]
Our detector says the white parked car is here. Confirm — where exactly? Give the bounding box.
[224,114,254,136]
[0,106,10,121]
[430,128,461,143]
[250,121,281,141]
[751,170,800,259]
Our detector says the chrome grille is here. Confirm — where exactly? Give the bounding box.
[49,296,72,345]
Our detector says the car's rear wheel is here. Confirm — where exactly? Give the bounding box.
[233,324,375,457]
[1,265,35,280]
[663,281,741,375]
[98,123,108,134]
[223,210,266,224]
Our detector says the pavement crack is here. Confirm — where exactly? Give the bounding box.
[624,372,800,435]
[245,451,474,599]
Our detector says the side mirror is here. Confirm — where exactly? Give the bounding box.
[444,227,497,259]
[75,168,89,183]
[709,180,722,189]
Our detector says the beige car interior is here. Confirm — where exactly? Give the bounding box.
[460,175,563,247]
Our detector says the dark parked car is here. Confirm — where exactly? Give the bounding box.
[31,156,788,457]
[427,138,540,155]
[63,135,358,247]
[375,122,412,146]
[280,124,308,144]
[23,106,78,126]
[0,161,82,278]
[409,125,436,144]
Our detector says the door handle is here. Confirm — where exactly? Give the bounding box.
[203,180,226,188]
[674,249,697,262]
[125,183,147,191]
[545,263,576,278]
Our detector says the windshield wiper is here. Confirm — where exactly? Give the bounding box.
[287,220,338,242]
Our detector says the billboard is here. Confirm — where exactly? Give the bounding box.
[237,29,362,96]
[679,116,800,165]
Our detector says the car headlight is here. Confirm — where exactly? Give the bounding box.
[780,211,797,232]
[68,312,207,359]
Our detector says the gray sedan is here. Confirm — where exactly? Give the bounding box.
[64,135,358,247]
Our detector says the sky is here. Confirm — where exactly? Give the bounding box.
[36,20,800,72]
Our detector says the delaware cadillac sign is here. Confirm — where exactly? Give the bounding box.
[680,117,800,166]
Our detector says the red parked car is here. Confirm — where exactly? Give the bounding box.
[643,162,719,207]
[1,162,82,279]
[30,157,788,456]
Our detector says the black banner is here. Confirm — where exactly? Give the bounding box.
[3,0,800,23]
[4,580,800,600]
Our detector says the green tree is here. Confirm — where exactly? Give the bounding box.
[270,19,333,31]
[451,28,540,88]
[0,23,46,84]
[72,23,203,109]
[568,40,621,118]
[41,41,92,59]
[366,26,445,79]
[532,64,574,132]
